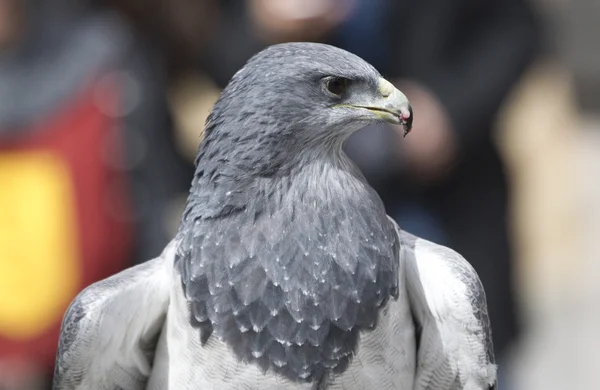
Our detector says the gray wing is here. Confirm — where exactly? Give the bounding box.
[389,218,497,390]
[53,241,176,390]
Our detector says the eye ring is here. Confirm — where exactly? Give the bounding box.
[324,77,350,96]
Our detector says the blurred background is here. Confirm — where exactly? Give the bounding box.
[0,0,598,389]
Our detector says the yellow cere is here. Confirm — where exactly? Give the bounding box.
[377,78,395,98]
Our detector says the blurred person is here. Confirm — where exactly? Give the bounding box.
[512,1,600,389]
[0,0,190,387]
[171,0,539,378]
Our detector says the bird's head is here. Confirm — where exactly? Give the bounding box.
[202,42,412,168]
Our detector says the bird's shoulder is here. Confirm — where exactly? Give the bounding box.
[53,241,175,390]
[388,218,497,389]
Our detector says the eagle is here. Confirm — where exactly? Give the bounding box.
[53,42,497,390]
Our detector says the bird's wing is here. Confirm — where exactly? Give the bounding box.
[388,218,497,390]
[53,241,176,390]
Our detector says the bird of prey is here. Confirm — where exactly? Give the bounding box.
[53,42,497,390]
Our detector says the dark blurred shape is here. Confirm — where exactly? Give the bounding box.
[0,0,191,387]
[99,0,220,77]
[554,1,600,114]
[0,0,22,49]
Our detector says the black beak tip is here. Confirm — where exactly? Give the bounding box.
[402,104,413,137]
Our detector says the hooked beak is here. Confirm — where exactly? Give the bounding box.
[350,78,413,136]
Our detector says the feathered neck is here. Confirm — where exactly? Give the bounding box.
[175,145,399,384]
[179,142,363,224]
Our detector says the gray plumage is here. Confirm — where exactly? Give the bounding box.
[53,42,496,389]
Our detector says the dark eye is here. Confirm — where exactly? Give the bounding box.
[325,77,349,96]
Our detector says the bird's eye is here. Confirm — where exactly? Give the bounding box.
[325,77,349,96]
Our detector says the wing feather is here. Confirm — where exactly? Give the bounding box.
[52,241,176,390]
[389,218,497,390]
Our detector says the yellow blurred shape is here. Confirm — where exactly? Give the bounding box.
[0,151,80,340]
